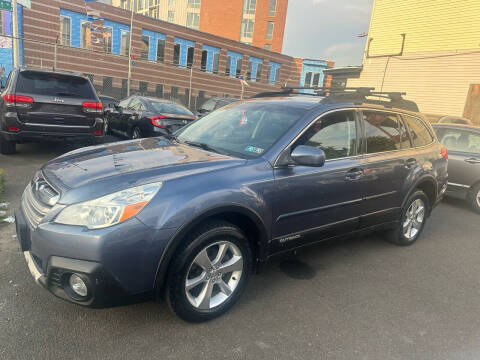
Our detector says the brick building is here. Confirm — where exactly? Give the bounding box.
[11,0,300,109]
[111,0,288,52]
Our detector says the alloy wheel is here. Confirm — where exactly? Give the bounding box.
[476,189,480,208]
[403,198,426,240]
[185,241,243,310]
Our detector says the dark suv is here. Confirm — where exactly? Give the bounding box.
[0,68,104,154]
[15,88,448,322]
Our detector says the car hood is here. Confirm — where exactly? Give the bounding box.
[42,137,243,192]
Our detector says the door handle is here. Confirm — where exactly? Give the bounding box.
[465,158,480,164]
[346,168,364,181]
[406,158,417,168]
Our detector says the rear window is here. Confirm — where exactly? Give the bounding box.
[16,71,96,99]
[148,101,193,116]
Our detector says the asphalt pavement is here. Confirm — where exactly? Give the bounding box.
[1,139,480,360]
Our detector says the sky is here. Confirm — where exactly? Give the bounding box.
[282,0,374,67]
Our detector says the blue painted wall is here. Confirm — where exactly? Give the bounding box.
[299,59,328,94]
[202,44,220,73]
[0,3,24,86]
[142,29,165,61]
[173,37,195,67]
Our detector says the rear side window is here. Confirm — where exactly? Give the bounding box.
[148,101,193,116]
[296,110,357,160]
[404,115,434,147]
[201,99,216,112]
[16,71,96,99]
[363,111,407,153]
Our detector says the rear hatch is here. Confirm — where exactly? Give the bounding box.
[14,71,100,127]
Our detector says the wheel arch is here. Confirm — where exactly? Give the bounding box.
[403,175,437,212]
[153,204,269,291]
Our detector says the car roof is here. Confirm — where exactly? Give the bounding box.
[18,67,86,78]
[432,123,480,131]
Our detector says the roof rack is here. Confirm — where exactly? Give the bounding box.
[251,87,419,112]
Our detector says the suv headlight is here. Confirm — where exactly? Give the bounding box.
[54,182,163,229]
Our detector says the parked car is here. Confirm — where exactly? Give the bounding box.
[99,95,118,110]
[0,68,104,155]
[196,97,237,118]
[437,116,472,125]
[16,88,447,322]
[104,96,196,139]
[433,123,480,212]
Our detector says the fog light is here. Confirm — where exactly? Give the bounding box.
[69,273,88,297]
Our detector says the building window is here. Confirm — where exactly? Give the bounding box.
[225,56,232,76]
[103,77,113,92]
[81,21,91,49]
[304,72,312,86]
[168,0,175,5]
[312,73,321,87]
[266,22,274,40]
[157,38,165,62]
[187,0,201,8]
[59,16,71,46]
[173,43,181,65]
[156,84,164,98]
[243,0,256,14]
[256,63,262,82]
[141,35,150,60]
[268,62,281,85]
[186,12,200,29]
[268,0,276,16]
[236,58,243,77]
[140,81,148,94]
[168,11,175,22]
[241,19,254,38]
[187,46,195,68]
[121,30,130,56]
[138,0,144,10]
[171,86,178,99]
[264,44,271,50]
[201,50,208,71]
[103,26,113,53]
[213,53,220,74]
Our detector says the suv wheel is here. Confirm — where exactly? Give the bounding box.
[131,127,142,140]
[166,221,252,322]
[468,183,480,214]
[104,118,110,135]
[385,190,429,246]
[0,137,16,155]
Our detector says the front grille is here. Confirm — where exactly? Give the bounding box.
[21,174,58,229]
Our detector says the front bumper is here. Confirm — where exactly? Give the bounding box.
[15,204,177,306]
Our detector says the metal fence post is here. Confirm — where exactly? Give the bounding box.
[188,64,193,108]
[53,36,58,71]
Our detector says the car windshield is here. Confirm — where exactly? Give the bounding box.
[176,101,308,158]
[148,100,194,116]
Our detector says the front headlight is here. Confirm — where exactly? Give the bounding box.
[54,182,163,229]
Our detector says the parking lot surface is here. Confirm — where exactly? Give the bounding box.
[1,139,480,360]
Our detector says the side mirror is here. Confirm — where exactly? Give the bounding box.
[290,145,326,167]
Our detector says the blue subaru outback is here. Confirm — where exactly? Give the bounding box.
[16,88,448,322]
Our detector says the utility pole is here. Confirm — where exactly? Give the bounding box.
[188,64,193,108]
[11,0,19,67]
[127,0,135,97]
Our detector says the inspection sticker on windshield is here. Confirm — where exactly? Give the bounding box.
[245,145,264,154]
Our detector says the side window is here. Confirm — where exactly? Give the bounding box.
[404,115,434,147]
[363,111,405,153]
[130,99,146,111]
[201,99,216,112]
[119,98,132,109]
[438,129,480,154]
[296,111,357,160]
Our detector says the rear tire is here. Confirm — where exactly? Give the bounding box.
[384,190,429,246]
[166,221,252,322]
[131,126,142,140]
[0,136,16,155]
[468,183,480,214]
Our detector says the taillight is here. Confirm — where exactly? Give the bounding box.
[82,101,103,113]
[7,126,20,132]
[94,129,102,135]
[3,94,34,108]
[441,146,448,160]
[149,115,168,128]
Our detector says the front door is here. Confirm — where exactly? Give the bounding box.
[271,110,365,254]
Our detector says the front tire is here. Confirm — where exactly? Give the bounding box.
[166,221,252,322]
[385,190,429,246]
[131,126,142,140]
[468,183,480,214]
[0,136,16,155]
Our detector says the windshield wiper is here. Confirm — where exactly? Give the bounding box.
[181,139,224,155]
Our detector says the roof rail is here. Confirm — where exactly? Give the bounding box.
[251,86,419,112]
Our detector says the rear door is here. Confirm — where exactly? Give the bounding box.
[436,127,480,190]
[14,71,98,129]
[358,110,412,227]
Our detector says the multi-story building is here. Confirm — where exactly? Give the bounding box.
[1,0,302,109]
[347,0,480,121]
[111,0,288,52]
